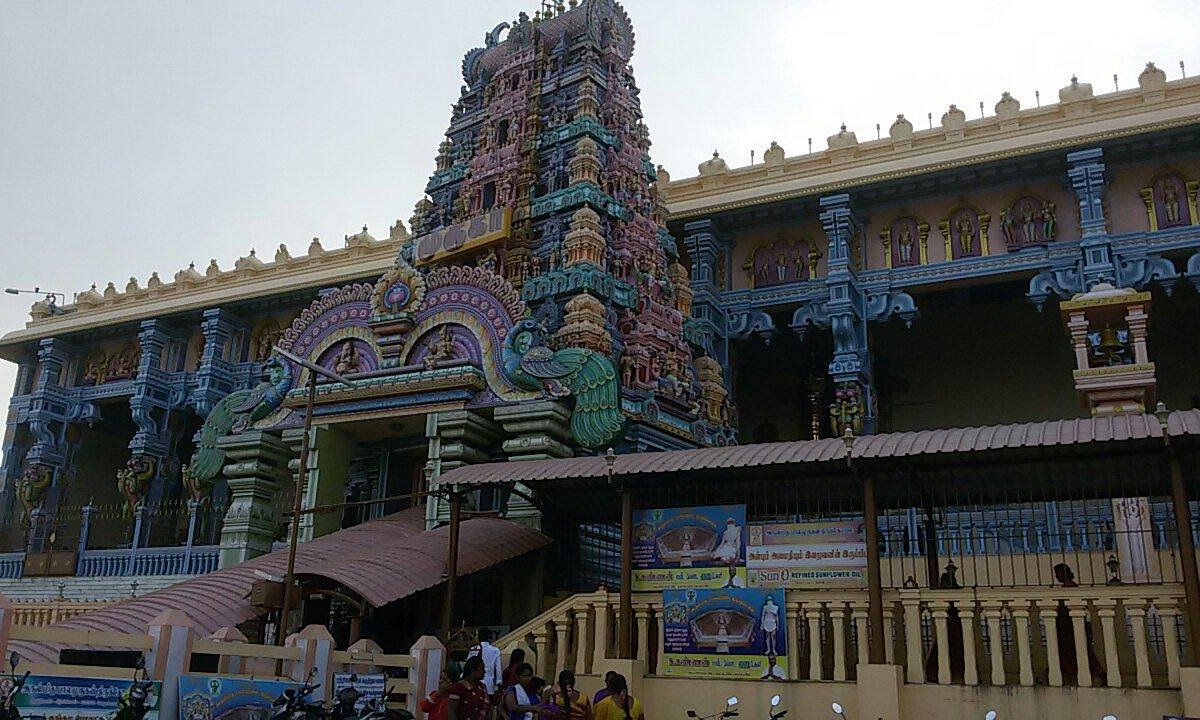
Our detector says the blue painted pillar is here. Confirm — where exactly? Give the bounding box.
[1067,148,1116,289]
[25,337,76,471]
[681,219,731,365]
[190,308,245,417]
[819,193,876,435]
[130,320,172,458]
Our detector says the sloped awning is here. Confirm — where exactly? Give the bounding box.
[436,410,1200,488]
[12,506,549,662]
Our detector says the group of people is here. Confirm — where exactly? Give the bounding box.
[421,630,645,720]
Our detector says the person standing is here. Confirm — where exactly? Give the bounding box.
[448,656,491,720]
[501,649,526,695]
[468,628,505,699]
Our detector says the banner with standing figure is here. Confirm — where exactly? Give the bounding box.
[661,588,788,680]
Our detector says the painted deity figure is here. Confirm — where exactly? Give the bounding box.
[1164,184,1182,224]
[1042,201,1057,240]
[1021,204,1037,245]
[956,216,975,255]
[334,340,361,375]
[897,226,915,264]
[774,249,788,283]
[1000,208,1015,247]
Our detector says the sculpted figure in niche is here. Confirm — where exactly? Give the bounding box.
[897,226,915,264]
[1164,184,1181,224]
[1000,209,1015,247]
[334,341,361,375]
[1042,201,1057,240]
[1021,203,1038,245]
[774,248,789,283]
[956,216,975,255]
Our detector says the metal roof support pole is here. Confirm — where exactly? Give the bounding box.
[442,487,463,643]
[862,468,886,665]
[1162,421,1200,665]
[609,449,633,660]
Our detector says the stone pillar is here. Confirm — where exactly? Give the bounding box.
[191,308,245,417]
[856,663,903,720]
[284,425,354,542]
[209,626,249,675]
[900,592,924,684]
[217,430,292,567]
[818,193,876,434]
[1068,148,1117,288]
[493,400,573,462]
[425,410,502,526]
[129,319,173,459]
[410,635,446,718]
[294,625,336,703]
[493,400,572,525]
[25,337,77,471]
[147,609,196,720]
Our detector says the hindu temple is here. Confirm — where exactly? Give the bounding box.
[3,2,1200,718]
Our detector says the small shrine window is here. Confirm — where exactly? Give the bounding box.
[497,119,510,146]
[482,181,497,209]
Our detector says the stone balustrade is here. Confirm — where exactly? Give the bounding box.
[498,584,1190,690]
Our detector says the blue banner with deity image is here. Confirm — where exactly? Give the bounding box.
[632,504,747,590]
[178,675,293,720]
[661,588,788,679]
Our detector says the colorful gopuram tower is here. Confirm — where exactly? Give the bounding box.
[401,0,734,450]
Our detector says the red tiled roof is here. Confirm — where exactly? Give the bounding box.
[437,410,1200,487]
[13,506,549,662]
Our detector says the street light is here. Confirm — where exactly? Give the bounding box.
[5,287,66,313]
[831,702,847,719]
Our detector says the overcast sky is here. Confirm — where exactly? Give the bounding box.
[2,0,1198,464]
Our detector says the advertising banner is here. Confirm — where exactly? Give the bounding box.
[332,674,386,712]
[747,520,866,588]
[661,588,788,680]
[179,675,293,720]
[15,675,162,720]
[632,505,747,590]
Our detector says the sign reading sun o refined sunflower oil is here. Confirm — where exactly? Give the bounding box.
[747,520,866,588]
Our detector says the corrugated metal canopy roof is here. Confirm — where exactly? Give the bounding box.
[438,410,1200,488]
[13,506,549,662]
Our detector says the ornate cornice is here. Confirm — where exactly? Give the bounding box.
[663,75,1200,220]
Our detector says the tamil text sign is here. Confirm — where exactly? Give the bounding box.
[747,520,866,588]
[662,588,788,680]
[16,675,162,720]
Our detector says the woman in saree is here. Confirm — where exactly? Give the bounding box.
[539,669,592,720]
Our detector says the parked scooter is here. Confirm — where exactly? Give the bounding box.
[330,674,361,720]
[767,694,786,720]
[1,652,30,720]
[271,668,327,720]
[109,656,156,720]
[357,687,412,720]
[686,696,739,720]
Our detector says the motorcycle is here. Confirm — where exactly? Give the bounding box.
[110,656,155,720]
[1,652,30,720]
[330,674,361,720]
[357,688,412,720]
[686,696,739,720]
[271,668,327,720]
[767,695,786,720]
